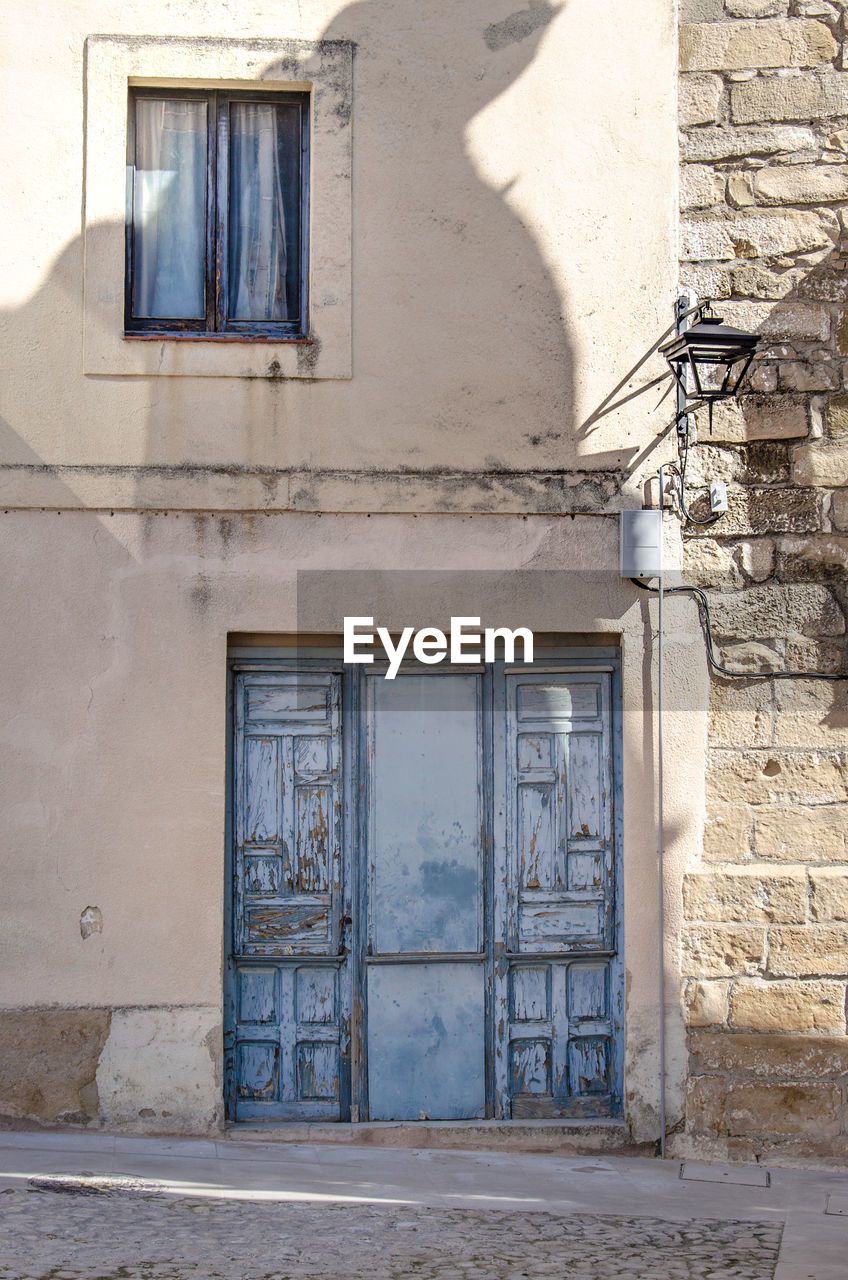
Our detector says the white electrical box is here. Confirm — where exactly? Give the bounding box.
[620,509,663,579]
[709,480,729,513]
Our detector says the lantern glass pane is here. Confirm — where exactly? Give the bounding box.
[691,355,739,398]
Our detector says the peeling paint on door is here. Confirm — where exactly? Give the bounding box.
[495,671,621,1119]
[226,659,621,1125]
[226,669,349,1121]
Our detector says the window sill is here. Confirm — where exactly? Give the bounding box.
[124,333,313,344]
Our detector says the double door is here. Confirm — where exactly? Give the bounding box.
[224,659,621,1122]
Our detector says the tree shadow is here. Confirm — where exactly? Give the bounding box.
[0,0,658,491]
[0,0,700,535]
[259,0,583,474]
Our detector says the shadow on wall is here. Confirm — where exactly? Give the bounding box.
[0,0,726,527]
[0,1,596,481]
[299,0,580,469]
[0,0,675,485]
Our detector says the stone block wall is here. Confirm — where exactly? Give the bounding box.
[677,1,848,1165]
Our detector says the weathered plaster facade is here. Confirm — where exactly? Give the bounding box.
[0,0,844,1162]
[0,510,703,1138]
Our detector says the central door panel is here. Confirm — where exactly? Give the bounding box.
[367,964,485,1121]
[364,670,486,1120]
[367,672,483,955]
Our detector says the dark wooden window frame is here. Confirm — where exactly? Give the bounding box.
[125,87,310,340]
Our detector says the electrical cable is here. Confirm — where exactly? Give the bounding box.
[629,577,846,680]
[668,419,721,527]
[655,398,844,679]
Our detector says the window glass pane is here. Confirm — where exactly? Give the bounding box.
[132,99,206,319]
[228,102,301,322]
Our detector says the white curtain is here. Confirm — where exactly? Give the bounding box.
[133,99,207,319]
[228,103,289,321]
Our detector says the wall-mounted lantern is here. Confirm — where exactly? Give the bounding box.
[660,298,760,435]
[657,294,762,525]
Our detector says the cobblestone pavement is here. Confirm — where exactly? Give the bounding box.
[0,1177,783,1280]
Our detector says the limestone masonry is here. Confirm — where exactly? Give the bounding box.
[679,0,848,1166]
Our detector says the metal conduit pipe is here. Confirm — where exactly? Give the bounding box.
[657,463,667,1161]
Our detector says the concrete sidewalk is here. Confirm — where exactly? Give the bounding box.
[0,1128,845,1278]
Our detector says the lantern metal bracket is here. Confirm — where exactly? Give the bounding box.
[674,297,696,445]
[659,294,761,526]
[672,295,704,441]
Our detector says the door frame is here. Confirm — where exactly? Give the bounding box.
[224,644,624,1125]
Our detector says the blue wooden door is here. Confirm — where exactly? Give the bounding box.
[226,659,621,1123]
[494,670,622,1118]
[226,669,350,1121]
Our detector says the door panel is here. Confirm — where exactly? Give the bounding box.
[367,963,486,1120]
[234,672,342,957]
[228,669,349,1121]
[506,958,617,1118]
[364,670,487,1120]
[495,671,619,1118]
[232,959,347,1118]
[505,673,614,956]
[366,672,483,956]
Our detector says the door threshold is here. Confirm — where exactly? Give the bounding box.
[224,1118,633,1155]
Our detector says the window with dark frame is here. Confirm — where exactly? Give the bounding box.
[125,88,309,338]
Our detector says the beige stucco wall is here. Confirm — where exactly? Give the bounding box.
[0,0,688,1139]
[0,509,704,1136]
[1,0,678,492]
